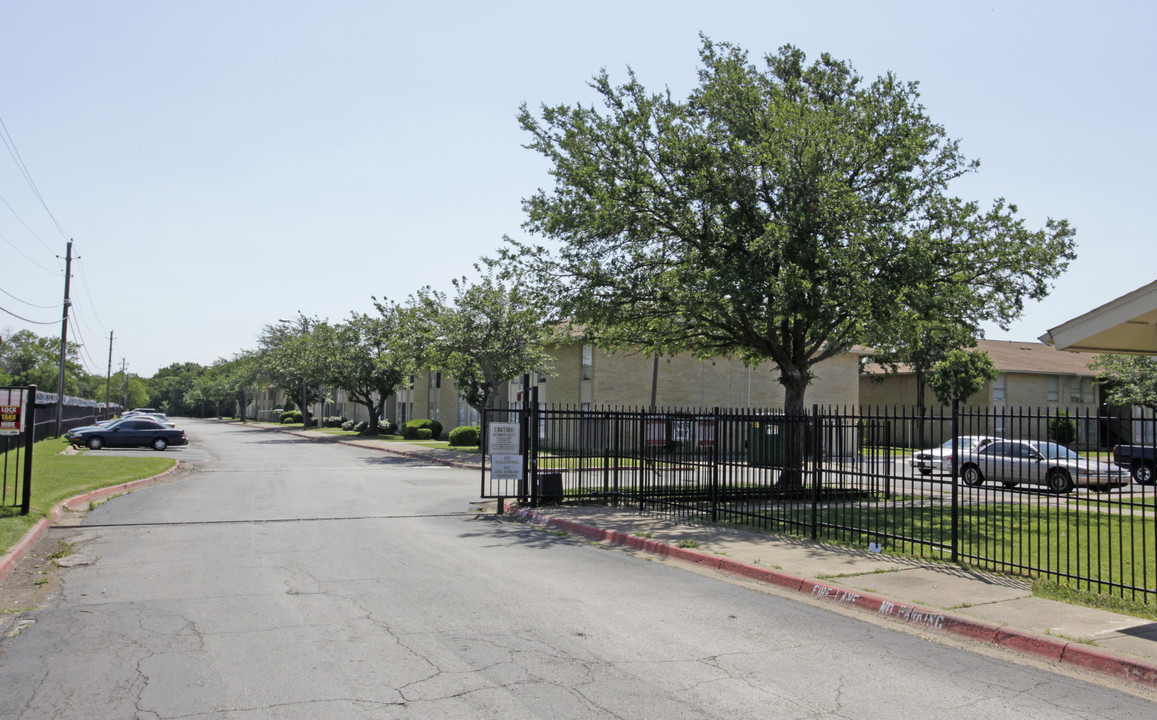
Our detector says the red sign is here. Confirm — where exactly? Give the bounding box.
[0,387,27,435]
[0,404,21,434]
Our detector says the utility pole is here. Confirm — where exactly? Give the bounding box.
[105,331,114,419]
[55,239,73,436]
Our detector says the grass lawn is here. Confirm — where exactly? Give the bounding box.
[0,437,175,556]
[702,500,1157,617]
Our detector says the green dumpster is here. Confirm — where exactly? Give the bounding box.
[748,420,784,467]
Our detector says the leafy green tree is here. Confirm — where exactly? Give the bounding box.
[0,329,85,394]
[401,267,553,418]
[1091,354,1157,411]
[150,362,206,416]
[326,310,412,435]
[927,348,999,406]
[187,353,261,419]
[511,37,1075,484]
[257,315,329,428]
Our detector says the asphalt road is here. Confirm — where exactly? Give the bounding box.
[1,420,1155,718]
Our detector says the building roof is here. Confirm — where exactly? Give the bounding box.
[863,339,1101,377]
[1039,280,1157,355]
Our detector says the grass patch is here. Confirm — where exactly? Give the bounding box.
[677,539,701,549]
[1033,579,1157,622]
[0,437,174,555]
[705,501,1157,614]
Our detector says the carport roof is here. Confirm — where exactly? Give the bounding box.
[1039,280,1157,355]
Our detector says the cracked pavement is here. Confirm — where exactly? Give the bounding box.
[1,419,1156,718]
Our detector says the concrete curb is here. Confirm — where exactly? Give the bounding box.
[276,428,483,470]
[509,506,1157,690]
[0,463,181,585]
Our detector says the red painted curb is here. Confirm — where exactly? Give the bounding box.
[0,463,181,585]
[509,506,1157,690]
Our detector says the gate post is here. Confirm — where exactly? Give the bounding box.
[950,399,959,563]
[710,407,720,523]
[810,405,821,541]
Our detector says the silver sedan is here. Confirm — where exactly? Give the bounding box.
[956,439,1127,493]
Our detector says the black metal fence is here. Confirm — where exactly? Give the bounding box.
[483,402,1157,604]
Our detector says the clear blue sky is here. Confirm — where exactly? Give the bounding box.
[1,1,1151,377]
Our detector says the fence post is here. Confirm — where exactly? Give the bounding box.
[811,405,821,541]
[21,385,37,515]
[950,398,959,563]
[710,407,720,523]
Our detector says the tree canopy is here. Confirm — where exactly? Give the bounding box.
[1091,354,1157,412]
[400,267,553,416]
[511,37,1076,415]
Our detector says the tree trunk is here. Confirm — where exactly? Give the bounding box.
[777,368,809,490]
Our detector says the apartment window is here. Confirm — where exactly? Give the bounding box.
[1070,378,1082,403]
[1047,376,1059,403]
[581,344,593,381]
[993,374,1006,404]
[1083,378,1095,403]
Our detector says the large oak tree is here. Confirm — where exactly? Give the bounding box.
[511,37,1076,420]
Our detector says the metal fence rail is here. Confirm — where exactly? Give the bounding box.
[483,402,1157,605]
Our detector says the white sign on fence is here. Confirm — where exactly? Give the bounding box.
[488,422,520,454]
[490,453,523,480]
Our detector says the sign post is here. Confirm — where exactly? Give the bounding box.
[0,386,36,515]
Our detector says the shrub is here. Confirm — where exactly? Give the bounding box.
[353,420,369,433]
[415,428,433,440]
[402,418,443,440]
[381,421,398,436]
[280,410,302,424]
[448,425,481,447]
[323,416,345,428]
[342,420,356,431]
[1049,413,1077,447]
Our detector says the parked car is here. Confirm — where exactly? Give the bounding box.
[910,436,999,475]
[133,412,175,427]
[956,439,1127,493]
[1112,444,1156,485]
[66,417,187,451]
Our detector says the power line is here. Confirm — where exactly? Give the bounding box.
[0,113,70,242]
[0,302,56,325]
[0,284,60,309]
[0,225,60,273]
[74,256,106,327]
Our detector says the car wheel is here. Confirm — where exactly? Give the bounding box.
[1047,469,1074,494]
[961,465,984,487]
[1132,463,1155,485]
[151,437,168,451]
[86,437,104,450]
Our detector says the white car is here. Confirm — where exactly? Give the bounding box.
[911,436,999,476]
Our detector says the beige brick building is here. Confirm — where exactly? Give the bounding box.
[859,339,1114,448]
[404,342,868,437]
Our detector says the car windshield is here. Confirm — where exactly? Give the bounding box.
[1034,442,1080,460]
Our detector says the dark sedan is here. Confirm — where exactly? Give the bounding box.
[66,417,188,451]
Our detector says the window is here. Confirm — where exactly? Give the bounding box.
[1047,376,1059,403]
[1082,377,1095,403]
[581,344,593,381]
[1070,378,1082,403]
